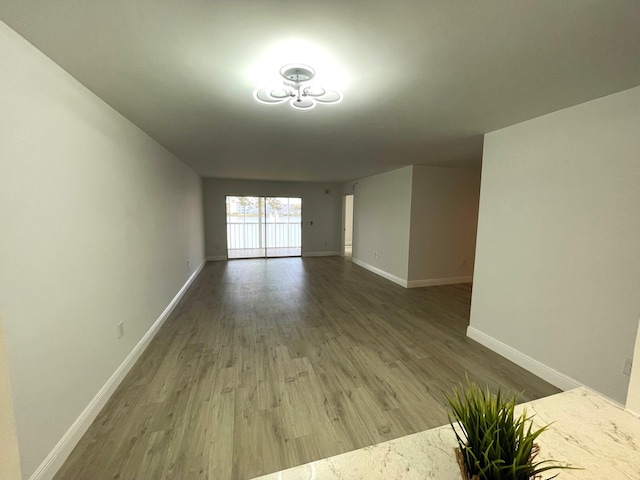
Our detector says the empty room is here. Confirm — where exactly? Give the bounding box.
[1,2,640,480]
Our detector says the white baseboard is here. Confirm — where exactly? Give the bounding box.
[206,255,227,261]
[406,275,473,288]
[466,326,584,392]
[30,261,206,480]
[350,261,472,290]
[351,258,407,287]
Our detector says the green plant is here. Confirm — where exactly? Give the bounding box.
[445,380,571,480]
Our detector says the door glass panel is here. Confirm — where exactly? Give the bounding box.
[265,197,301,258]
[226,196,264,259]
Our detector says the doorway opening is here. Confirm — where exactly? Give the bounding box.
[226,196,302,259]
[342,194,354,259]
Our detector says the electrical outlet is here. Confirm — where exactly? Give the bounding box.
[117,322,124,339]
[623,356,633,376]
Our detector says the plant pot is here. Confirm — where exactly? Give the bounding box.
[455,446,543,480]
[454,448,479,480]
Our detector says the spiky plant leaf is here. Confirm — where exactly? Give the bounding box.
[445,378,577,480]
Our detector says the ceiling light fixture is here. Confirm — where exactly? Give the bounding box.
[253,64,342,111]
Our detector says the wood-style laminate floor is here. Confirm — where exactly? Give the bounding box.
[54,257,560,480]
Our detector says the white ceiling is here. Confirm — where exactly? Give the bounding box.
[2,1,640,182]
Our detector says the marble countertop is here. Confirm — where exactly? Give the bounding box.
[250,388,640,480]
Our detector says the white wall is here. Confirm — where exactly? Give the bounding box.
[0,20,205,478]
[202,178,342,258]
[407,166,480,285]
[352,167,413,284]
[469,86,640,404]
[350,166,480,288]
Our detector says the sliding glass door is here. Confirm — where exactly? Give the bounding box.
[264,197,302,257]
[226,196,302,259]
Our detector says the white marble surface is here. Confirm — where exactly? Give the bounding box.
[251,388,640,480]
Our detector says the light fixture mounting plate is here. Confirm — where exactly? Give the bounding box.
[280,64,315,84]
